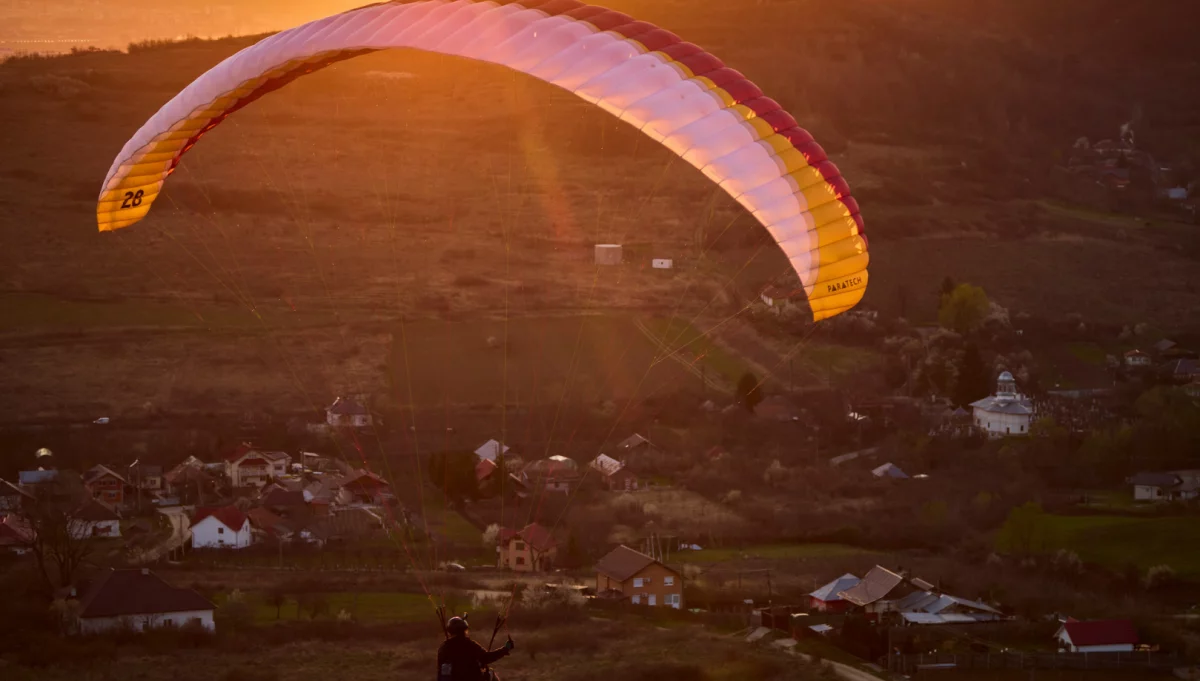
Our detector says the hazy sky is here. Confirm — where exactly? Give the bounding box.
[0,1,368,51]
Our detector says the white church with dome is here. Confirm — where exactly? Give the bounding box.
[970,371,1034,438]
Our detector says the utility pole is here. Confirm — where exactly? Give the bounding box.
[767,570,773,606]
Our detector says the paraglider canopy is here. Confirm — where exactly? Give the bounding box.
[97,0,869,321]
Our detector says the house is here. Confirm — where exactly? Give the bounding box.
[837,565,927,615]
[1166,358,1200,384]
[326,397,372,428]
[523,456,579,493]
[498,522,557,572]
[73,498,122,538]
[163,458,219,504]
[589,454,638,491]
[1124,350,1151,368]
[760,284,799,311]
[190,505,252,549]
[1055,620,1138,653]
[0,478,33,511]
[872,463,909,479]
[1129,471,1200,502]
[76,568,216,634]
[1154,339,1177,355]
[224,444,275,488]
[260,451,292,477]
[261,487,310,517]
[128,463,164,493]
[893,591,1005,625]
[474,439,510,463]
[0,513,33,554]
[809,573,861,613]
[82,465,127,506]
[970,372,1034,437]
[340,469,391,504]
[616,433,658,456]
[247,507,294,543]
[595,544,683,609]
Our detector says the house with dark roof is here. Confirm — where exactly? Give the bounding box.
[809,573,861,613]
[589,454,638,491]
[76,568,216,634]
[498,522,557,572]
[72,498,121,538]
[260,487,309,517]
[190,505,251,549]
[595,544,682,609]
[1129,471,1200,502]
[1055,619,1138,653]
[0,513,33,554]
[0,478,34,512]
[326,397,372,428]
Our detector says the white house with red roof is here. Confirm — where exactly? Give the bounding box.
[190,505,252,549]
[1055,619,1138,653]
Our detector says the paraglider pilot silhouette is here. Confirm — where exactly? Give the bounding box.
[438,614,514,681]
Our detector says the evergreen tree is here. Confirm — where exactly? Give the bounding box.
[954,343,992,406]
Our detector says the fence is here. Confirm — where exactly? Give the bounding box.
[893,650,1183,674]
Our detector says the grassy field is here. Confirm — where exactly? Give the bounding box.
[6,613,826,681]
[1042,514,1200,577]
[216,589,434,625]
[681,543,876,565]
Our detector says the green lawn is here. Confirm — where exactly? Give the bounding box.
[1041,514,1200,577]
[639,316,749,387]
[1066,342,1107,366]
[680,543,875,564]
[797,342,882,380]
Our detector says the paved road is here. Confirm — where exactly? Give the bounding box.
[130,507,190,564]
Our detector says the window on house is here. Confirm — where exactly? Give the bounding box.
[648,595,657,606]
[516,556,526,565]
[664,576,675,586]
[515,541,525,551]
[631,595,641,605]
[218,527,224,534]
[633,578,644,588]
[1020,424,1025,432]
[666,594,681,607]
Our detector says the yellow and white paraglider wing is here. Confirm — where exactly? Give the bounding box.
[98,0,868,321]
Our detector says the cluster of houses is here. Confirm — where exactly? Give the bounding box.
[494,521,684,609]
[471,433,651,497]
[794,566,1142,655]
[1128,470,1200,503]
[1121,340,1200,396]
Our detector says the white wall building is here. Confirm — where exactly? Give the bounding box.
[1055,620,1138,653]
[190,506,252,549]
[970,371,1034,438]
[77,568,216,634]
[326,397,372,428]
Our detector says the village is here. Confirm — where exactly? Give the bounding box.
[3,310,1199,680]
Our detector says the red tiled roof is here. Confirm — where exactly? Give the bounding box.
[223,442,256,462]
[341,469,390,489]
[78,568,214,618]
[1062,620,1138,647]
[596,545,666,583]
[192,505,248,531]
[247,507,287,536]
[499,522,557,552]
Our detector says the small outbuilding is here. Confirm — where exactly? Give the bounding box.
[595,244,623,265]
[1055,619,1138,653]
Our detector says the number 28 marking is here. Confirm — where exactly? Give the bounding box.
[120,189,145,209]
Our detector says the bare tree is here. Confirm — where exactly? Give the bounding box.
[20,472,97,593]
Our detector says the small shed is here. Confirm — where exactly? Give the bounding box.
[595,244,623,265]
[652,258,673,269]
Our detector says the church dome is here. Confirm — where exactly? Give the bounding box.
[997,371,1014,382]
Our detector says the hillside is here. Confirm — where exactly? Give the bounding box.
[0,0,1198,418]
